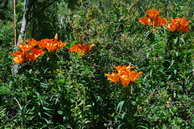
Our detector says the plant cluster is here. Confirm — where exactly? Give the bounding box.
[0,0,193,128]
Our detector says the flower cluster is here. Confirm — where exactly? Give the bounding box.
[38,39,66,52]
[167,18,191,32]
[68,43,94,56]
[138,9,192,32]
[138,9,168,27]
[10,46,45,64]
[10,38,66,64]
[105,65,143,87]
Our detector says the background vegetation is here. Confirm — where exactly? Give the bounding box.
[0,0,193,128]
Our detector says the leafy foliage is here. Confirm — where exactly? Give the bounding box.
[0,0,193,128]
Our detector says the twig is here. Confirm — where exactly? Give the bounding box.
[13,0,16,46]
[12,0,29,75]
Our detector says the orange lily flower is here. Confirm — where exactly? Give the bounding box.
[10,44,45,64]
[10,51,24,57]
[138,9,168,27]
[31,48,45,57]
[10,37,66,64]
[38,39,66,51]
[10,51,26,64]
[138,16,152,25]
[13,56,25,64]
[17,43,33,52]
[27,39,39,47]
[138,16,167,27]
[56,41,66,50]
[105,65,143,87]
[167,18,191,32]
[146,9,160,18]
[10,48,45,64]
[105,73,120,83]
[152,16,168,26]
[114,65,135,73]
[119,71,143,87]
[69,43,94,56]
[26,48,45,61]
